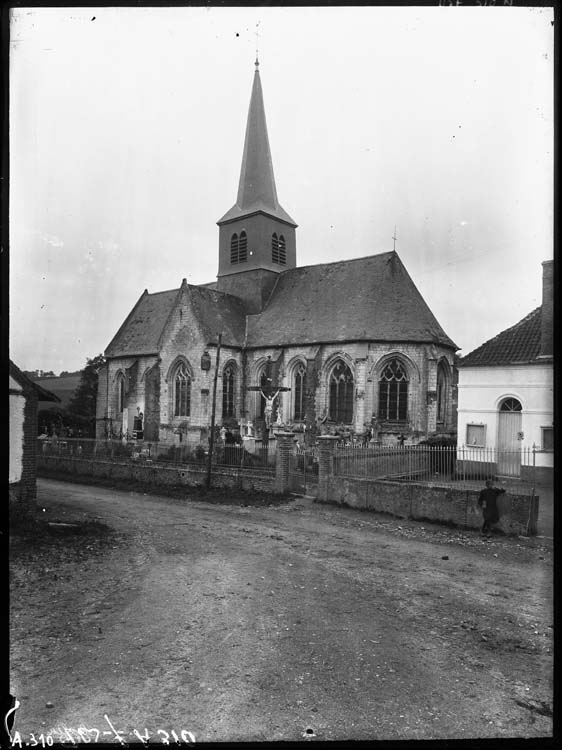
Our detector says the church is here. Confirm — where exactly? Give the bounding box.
[96,60,458,448]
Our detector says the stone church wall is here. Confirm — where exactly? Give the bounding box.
[243,342,455,445]
[98,339,455,446]
[158,298,244,447]
[95,356,158,439]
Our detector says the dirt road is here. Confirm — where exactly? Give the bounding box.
[10,478,553,742]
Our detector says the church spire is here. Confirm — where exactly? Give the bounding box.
[236,57,279,212]
[216,58,297,302]
[218,61,296,227]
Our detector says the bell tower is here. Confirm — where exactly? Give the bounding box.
[216,59,297,313]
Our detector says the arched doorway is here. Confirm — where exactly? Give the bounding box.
[497,397,522,477]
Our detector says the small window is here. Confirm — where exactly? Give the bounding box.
[466,424,486,447]
[272,233,279,264]
[541,426,553,451]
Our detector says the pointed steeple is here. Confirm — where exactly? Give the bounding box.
[218,60,296,226]
[216,59,297,307]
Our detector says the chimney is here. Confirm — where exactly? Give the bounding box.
[539,260,553,357]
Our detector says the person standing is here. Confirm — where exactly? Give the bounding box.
[478,480,506,537]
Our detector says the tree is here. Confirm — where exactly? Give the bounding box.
[66,354,106,436]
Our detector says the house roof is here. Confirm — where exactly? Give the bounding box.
[245,251,458,349]
[458,307,544,367]
[217,61,296,228]
[9,360,61,402]
[105,284,246,358]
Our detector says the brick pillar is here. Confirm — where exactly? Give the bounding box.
[317,435,339,502]
[274,431,295,493]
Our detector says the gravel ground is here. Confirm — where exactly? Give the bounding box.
[9,478,554,743]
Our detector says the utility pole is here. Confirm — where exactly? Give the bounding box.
[206,333,222,489]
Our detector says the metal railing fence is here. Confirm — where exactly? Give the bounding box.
[333,444,537,493]
[38,437,274,470]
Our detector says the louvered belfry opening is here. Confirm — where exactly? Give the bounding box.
[230,232,248,265]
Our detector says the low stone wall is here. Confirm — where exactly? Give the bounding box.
[38,456,275,493]
[324,476,539,536]
[521,464,553,485]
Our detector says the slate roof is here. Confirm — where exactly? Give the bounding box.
[105,288,179,357]
[458,307,544,367]
[217,62,296,228]
[246,251,457,349]
[106,252,457,357]
[187,286,247,348]
[105,285,246,357]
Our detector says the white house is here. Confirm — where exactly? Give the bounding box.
[456,260,553,484]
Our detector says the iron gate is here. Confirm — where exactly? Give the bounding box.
[288,447,319,494]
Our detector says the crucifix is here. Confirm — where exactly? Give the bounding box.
[247,356,291,437]
[392,226,398,252]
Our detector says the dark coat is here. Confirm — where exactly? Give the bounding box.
[478,487,505,524]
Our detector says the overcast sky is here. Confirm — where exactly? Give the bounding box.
[10,5,553,374]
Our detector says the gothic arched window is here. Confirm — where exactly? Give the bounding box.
[293,362,306,421]
[174,362,191,417]
[116,373,125,414]
[437,361,449,423]
[222,364,236,418]
[329,360,354,423]
[379,359,409,422]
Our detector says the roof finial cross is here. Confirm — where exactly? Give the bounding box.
[392,226,398,252]
[255,21,260,66]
